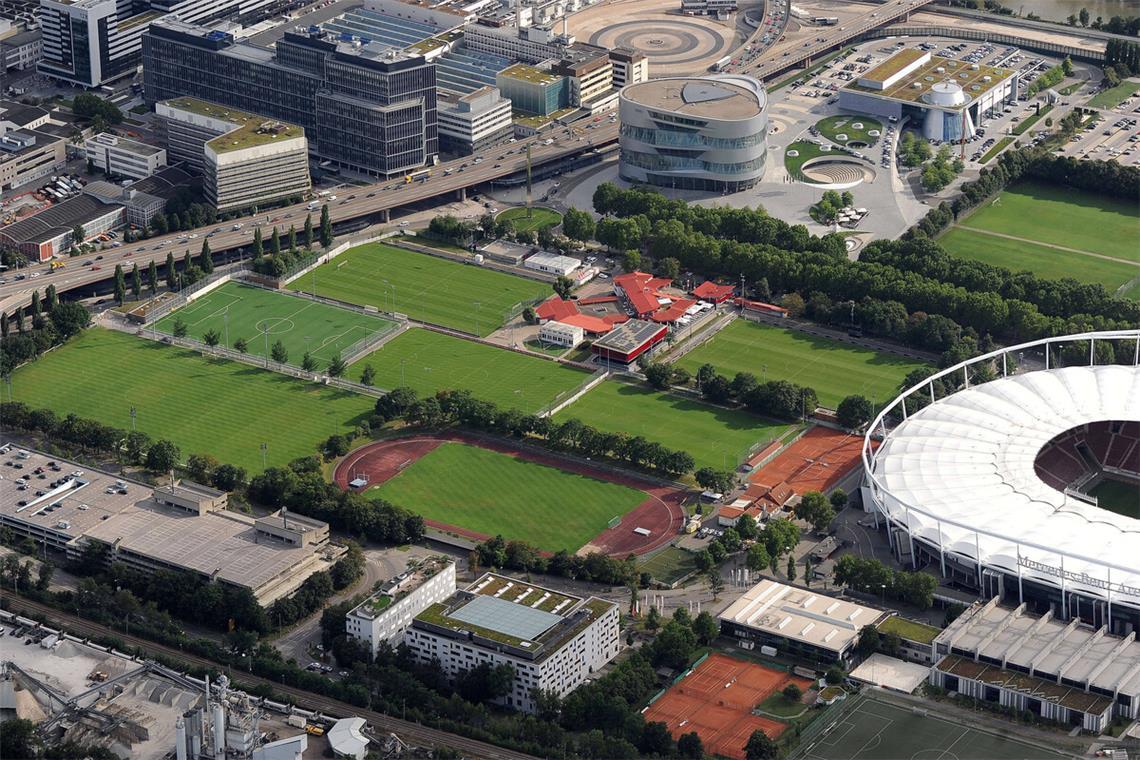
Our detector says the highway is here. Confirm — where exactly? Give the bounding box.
[747,0,935,80]
[3,594,537,760]
[0,121,620,314]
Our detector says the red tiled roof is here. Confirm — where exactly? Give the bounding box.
[536,296,578,322]
[692,281,736,301]
[651,297,696,323]
[577,295,620,306]
[560,313,614,334]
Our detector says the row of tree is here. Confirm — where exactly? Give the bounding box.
[0,287,90,374]
[471,534,635,587]
[833,555,938,610]
[689,362,820,421]
[250,211,331,276]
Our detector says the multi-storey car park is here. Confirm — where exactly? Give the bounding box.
[0,444,341,606]
[405,573,620,713]
[862,331,1140,635]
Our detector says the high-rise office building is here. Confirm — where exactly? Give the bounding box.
[143,19,437,176]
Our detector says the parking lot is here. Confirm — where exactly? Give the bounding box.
[1061,93,1140,166]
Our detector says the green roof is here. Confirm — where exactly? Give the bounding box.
[877,615,940,644]
[860,48,927,83]
[163,97,304,154]
[846,53,1014,108]
[500,63,559,86]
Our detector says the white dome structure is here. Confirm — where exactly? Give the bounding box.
[863,331,1140,632]
[922,81,967,106]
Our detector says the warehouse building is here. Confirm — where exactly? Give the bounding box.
[84,133,167,179]
[619,75,768,192]
[405,573,620,713]
[838,48,1018,142]
[719,579,887,665]
[930,598,1140,732]
[346,557,456,656]
[156,97,309,213]
[0,445,338,606]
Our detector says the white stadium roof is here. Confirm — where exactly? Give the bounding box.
[869,364,1140,601]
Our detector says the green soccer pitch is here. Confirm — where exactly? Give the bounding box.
[557,379,793,472]
[355,328,588,412]
[794,695,1070,760]
[6,329,373,472]
[369,441,646,553]
[153,282,397,364]
[287,243,549,336]
[676,320,929,408]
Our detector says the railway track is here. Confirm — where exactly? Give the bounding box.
[3,596,537,760]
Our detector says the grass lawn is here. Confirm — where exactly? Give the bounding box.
[356,328,588,413]
[288,242,548,336]
[7,329,373,472]
[784,141,854,181]
[952,180,1140,262]
[637,547,699,586]
[368,441,646,552]
[676,320,928,408]
[524,339,568,357]
[816,115,882,147]
[498,206,562,233]
[154,282,397,365]
[1087,79,1139,110]
[876,615,940,644]
[1089,478,1139,519]
[558,379,792,472]
[979,136,1014,163]
[758,691,805,718]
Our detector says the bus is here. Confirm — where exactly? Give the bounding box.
[405,168,431,183]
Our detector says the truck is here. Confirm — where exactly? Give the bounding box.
[50,260,65,271]
[711,55,731,72]
[285,715,306,729]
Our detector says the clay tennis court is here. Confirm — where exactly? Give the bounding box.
[645,653,813,760]
[333,433,687,556]
[748,427,874,495]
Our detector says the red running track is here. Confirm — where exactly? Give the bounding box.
[333,433,688,557]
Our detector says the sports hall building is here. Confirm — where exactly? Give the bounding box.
[838,48,1018,142]
[618,75,768,192]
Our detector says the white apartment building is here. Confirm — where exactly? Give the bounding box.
[346,558,455,657]
[405,573,621,713]
[85,133,167,179]
[437,86,513,155]
[610,48,648,89]
[538,321,584,349]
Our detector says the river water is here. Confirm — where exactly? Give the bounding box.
[1010,0,1139,23]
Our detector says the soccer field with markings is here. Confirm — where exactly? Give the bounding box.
[154,282,397,365]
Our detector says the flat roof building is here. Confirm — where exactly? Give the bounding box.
[156,97,310,213]
[405,572,620,713]
[496,63,567,116]
[619,75,768,192]
[346,557,455,656]
[437,86,513,155]
[0,444,337,606]
[609,48,648,90]
[930,598,1140,732]
[590,318,667,366]
[719,579,888,665]
[538,320,584,349]
[84,133,167,180]
[524,250,580,276]
[839,48,1019,142]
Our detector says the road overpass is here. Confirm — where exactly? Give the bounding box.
[0,121,619,315]
[747,0,935,81]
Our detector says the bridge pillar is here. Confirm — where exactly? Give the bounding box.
[456,187,466,202]
[381,209,390,223]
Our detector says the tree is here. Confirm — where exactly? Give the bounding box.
[0,718,39,760]
[148,259,158,295]
[759,518,800,558]
[1079,6,1089,25]
[693,611,719,644]
[165,252,176,290]
[72,223,86,244]
[678,731,704,760]
[736,513,757,540]
[707,568,724,600]
[360,364,375,386]
[145,440,180,471]
[271,340,288,364]
[1062,56,1074,76]
[130,262,141,299]
[320,204,333,247]
[825,665,845,685]
[782,682,802,703]
[829,489,848,511]
[301,352,317,371]
[113,264,126,305]
[786,555,797,582]
[327,354,347,377]
[172,318,188,338]
[553,275,574,300]
[252,227,263,258]
[562,207,596,241]
[695,467,734,494]
[199,239,213,274]
[45,284,58,312]
[640,721,675,757]
[233,337,248,354]
[795,491,835,532]
[288,225,297,251]
[644,362,671,390]
[186,453,219,483]
[622,248,641,273]
[203,329,221,348]
[659,257,681,281]
[304,213,314,248]
[836,394,873,429]
[746,543,771,573]
[270,227,281,257]
[745,729,779,760]
[0,311,7,338]
[645,606,661,632]
[856,625,880,656]
[50,302,89,338]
